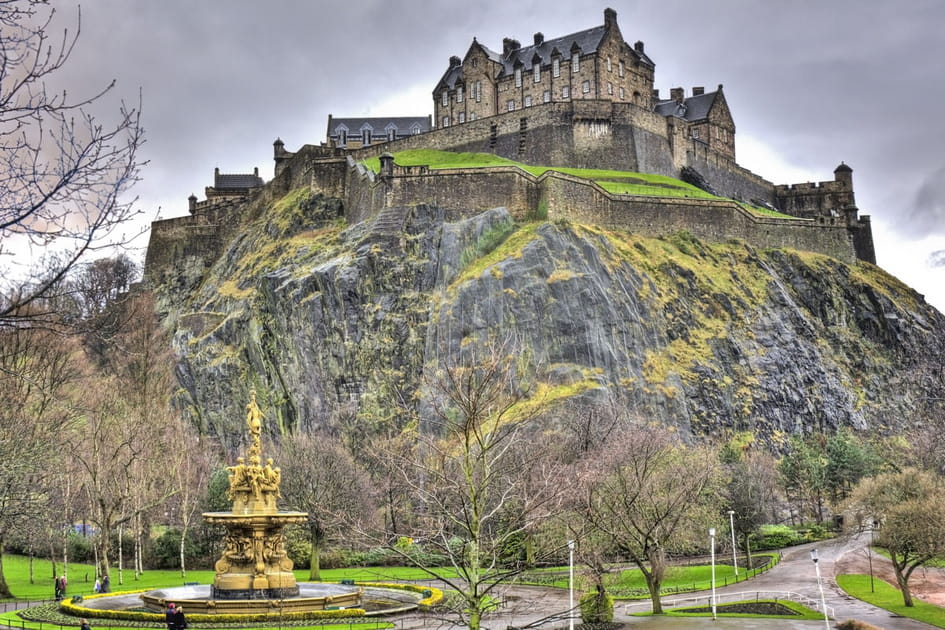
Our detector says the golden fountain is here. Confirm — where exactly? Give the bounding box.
[139,391,361,614]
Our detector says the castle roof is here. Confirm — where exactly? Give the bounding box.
[214,169,264,190]
[327,116,431,136]
[435,10,654,91]
[654,89,720,122]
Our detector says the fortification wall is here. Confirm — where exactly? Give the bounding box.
[339,161,857,262]
[686,144,776,205]
[774,179,853,220]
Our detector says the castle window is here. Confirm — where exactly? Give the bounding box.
[507,99,515,111]
[562,85,570,99]
[572,52,580,72]
[693,129,700,140]
[608,82,613,95]
[515,68,522,87]
[543,90,551,103]
[606,57,612,72]
[475,81,482,102]
[387,128,396,141]
[362,129,371,145]
[457,86,463,103]
[552,57,560,77]
[619,87,625,100]
[441,91,448,107]
[582,80,590,94]
[525,95,532,107]
[534,64,540,83]
[459,112,466,123]
[338,129,347,146]
[618,60,624,77]
[442,115,449,127]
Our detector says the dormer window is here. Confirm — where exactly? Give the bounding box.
[552,57,560,77]
[362,128,371,145]
[572,51,580,72]
[338,129,347,146]
[515,67,522,88]
[534,64,540,83]
[457,86,464,103]
[387,127,396,141]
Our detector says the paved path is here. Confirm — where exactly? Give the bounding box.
[390,531,936,630]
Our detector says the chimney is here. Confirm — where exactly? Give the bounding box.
[604,8,617,28]
[449,55,461,67]
[534,32,544,46]
[692,86,704,96]
[652,88,660,101]
[503,38,521,57]
[634,41,645,53]
[253,167,259,177]
[670,87,684,103]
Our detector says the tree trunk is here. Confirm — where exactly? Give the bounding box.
[0,538,13,599]
[645,572,663,615]
[118,523,124,585]
[309,535,321,581]
[892,556,915,607]
[180,520,190,577]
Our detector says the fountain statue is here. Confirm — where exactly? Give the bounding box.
[203,390,307,598]
[137,391,362,614]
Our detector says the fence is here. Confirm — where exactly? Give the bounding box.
[622,590,834,618]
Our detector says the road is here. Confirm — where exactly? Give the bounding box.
[389,531,938,630]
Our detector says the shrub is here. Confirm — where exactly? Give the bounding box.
[752,524,804,550]
[579,590,614,623]
[837,620,884,630]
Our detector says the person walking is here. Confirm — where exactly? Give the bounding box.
[101,574,110,593]
[54,576,61,600]
[80,619,91,630]
[94,577,101,593]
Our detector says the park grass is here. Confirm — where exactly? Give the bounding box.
[0,554,451,601]
[532,554,778,599]
[360,149,797,218]
[662,599,825,620]
[837,574,945,629]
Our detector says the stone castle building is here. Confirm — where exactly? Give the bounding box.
[145,8,876,287]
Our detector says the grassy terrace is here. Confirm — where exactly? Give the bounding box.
[360,149,796,219]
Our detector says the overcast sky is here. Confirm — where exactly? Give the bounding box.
[52,0,945,312]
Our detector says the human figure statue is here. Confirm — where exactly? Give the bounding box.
[246,390,263,443]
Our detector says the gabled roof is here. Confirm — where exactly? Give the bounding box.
[654,90,719,122]
[327,116,431,137]
[214,172,264,190]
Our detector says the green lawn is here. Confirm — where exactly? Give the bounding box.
[0,554,450,602]
[360,149,798,219]
[837,574,945,628]
[662,599,825,620]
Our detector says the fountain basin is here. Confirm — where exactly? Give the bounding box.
[138,583,362,615]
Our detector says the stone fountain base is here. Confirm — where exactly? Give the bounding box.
[139,583,363,614]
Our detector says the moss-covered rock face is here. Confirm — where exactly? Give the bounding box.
[154,188,945,448]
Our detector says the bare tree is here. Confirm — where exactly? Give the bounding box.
[578,424,723,614]
[276,432,375,580]
[0,324,82,597]
[0,1,144,329]
[845,468,945,607]
[378,344,564,630]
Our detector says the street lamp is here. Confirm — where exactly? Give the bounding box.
[709,527,717,621]
[810,549,830,630]
[728,510,738,577]
[568,540,575,630]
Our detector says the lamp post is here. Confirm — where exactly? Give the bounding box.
[727,510,738,577]
[810,549,830,630]
[867,519,877,593]
[709,527,717,621]
[568,540,575,630]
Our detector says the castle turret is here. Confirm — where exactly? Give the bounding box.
[834,162,853,189]
[188,193,197,215]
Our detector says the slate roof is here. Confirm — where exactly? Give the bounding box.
[327,116,431,137]
[654,90,719,122]
[214,172,264,189]
[436,19,654,91]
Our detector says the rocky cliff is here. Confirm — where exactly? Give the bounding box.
[152,187,945,450]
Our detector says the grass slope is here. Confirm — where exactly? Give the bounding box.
[360,149,795,218]
[837,574,945,629]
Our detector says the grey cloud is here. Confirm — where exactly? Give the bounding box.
[929,250,945,268]
[902,167,945,239]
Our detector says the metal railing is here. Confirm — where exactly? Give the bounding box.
[623,590,835,618]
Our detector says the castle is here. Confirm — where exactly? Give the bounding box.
[145,8,875,286]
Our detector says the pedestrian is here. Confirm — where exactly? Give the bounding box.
[101,574,110,593]
[80,619,91,630]
[59,575,67,597]
[54,576,61,600]
[93,577,101,593]
[165,603,176,630]
[173,605,187,630]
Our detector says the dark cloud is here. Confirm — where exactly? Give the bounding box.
[37,0,945,310]
[904,167,945,239]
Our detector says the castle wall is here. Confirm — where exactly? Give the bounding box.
[686,143,776,205]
